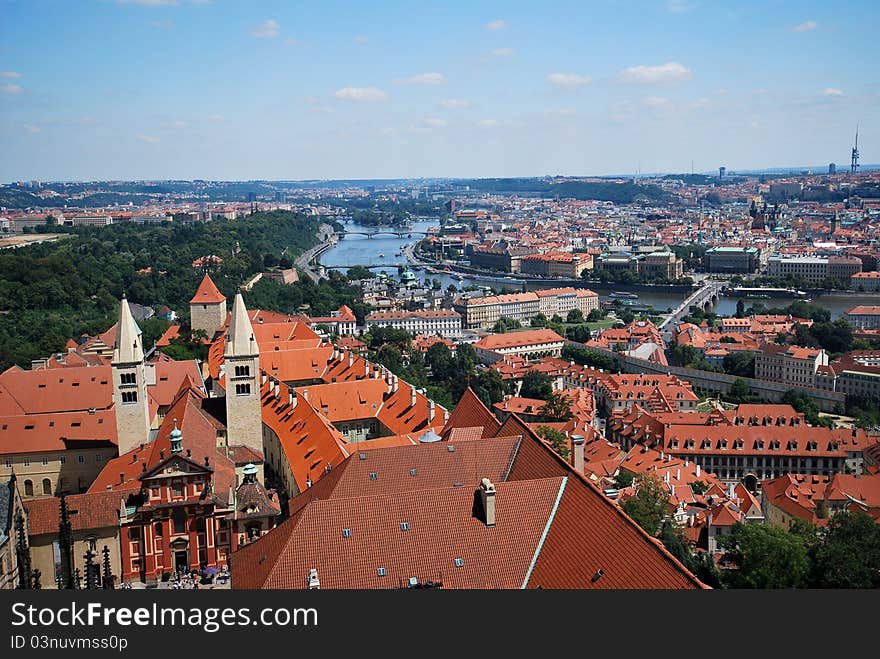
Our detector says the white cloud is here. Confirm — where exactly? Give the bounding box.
[491,47,513,57]
[545,108,577,117]
[618,62,692,84]
[440,99,471,109]
[354,35,369,44]
[22,123,40,134]
[250,19,279,38]
[284,38,297,45]
[150,20,174,29]
[547,73,592,89]
[792,20,818,32]
[824,88,844,96]
[0,71,21,78]
[478,119,499,127]
[689,97,711,110]
[424,118,448,128]
[206,114,224,122]
[393,72,447,86]
[487,19,507,31]
[1,84,21,94]
[334,86,389,102]
[137,134,160,144]
[310,106,335,115]
[172,119,187,128]
[191,0,213,4]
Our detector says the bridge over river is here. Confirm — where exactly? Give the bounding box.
[659,281,725,330]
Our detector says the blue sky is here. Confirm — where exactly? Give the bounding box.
[1,0,878,181]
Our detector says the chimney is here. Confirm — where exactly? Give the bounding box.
[302,388,308,402]
[572,434,585,474]
[696,464,701,478]
[428,400,436,423]
[289,391,297,409]
[348,351,354,368]
[443,408,449,424]
[393,376,399,394]
[364,361,369,377]
[410,385,417,409]
[307,568,320,590]
[479,478,496,527]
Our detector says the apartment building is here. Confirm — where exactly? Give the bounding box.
[754,343,829,387]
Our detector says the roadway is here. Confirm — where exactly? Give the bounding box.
[658,280,725,338]
[295,223,336,282]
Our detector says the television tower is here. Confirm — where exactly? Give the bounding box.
[851,125,860,174]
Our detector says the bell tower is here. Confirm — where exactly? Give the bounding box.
[189,274,227,338]
[224,292,262,454]
[112,296,151,455]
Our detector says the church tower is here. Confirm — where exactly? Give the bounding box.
[189,274,227,338]
[224,292,263,455]
[112,296,151,455]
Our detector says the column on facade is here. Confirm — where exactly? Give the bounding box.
[189,510,199,570]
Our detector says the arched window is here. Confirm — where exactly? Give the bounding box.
[24,480,33,496]
[42,478,52,496]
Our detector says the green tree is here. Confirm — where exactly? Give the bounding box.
[531,312,548,328]
[535,425,570,460]
[621,472,669,536]
[519,370,554,401]
[722,352,756,378]
[566,308,584,324]
[735,299,746,318]
[346,265,375,280]
[472,369,504,408]
[718,523,809,589]
[587,308,604,322]
[811,511,880,588]
[728,378,751,403]
[614,470,634,488]
[539,392,573,421]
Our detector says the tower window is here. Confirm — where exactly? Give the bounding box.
[120,372,136,385]
[121,391,138,404]
[234,365,250,378]
[235,383,251,396]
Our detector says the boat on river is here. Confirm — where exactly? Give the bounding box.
[609,291,639,299]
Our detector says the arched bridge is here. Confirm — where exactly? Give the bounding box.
[659,281,725,330]
[336,229,433,239]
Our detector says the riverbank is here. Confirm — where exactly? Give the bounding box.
[295,223,337,282]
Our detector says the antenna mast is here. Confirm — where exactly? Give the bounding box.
[851,124,860,174]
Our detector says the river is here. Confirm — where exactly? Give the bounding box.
[319,221,878,319]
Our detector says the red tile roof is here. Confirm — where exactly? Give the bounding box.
[231,477,567,589]
[190,274,226,305]
[25,490,124,536]
[442,388,501,439]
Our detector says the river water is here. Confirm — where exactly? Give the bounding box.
[319,220,878,319]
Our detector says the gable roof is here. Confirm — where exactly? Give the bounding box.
[442,388,501,439]
[25,490,123,536]
[231,477,567,589]
[288,437,523,516]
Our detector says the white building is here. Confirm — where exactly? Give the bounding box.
[365,309,462,338]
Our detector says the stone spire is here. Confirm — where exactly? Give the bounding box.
[225,292,258,358]
[113,295,144,364]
